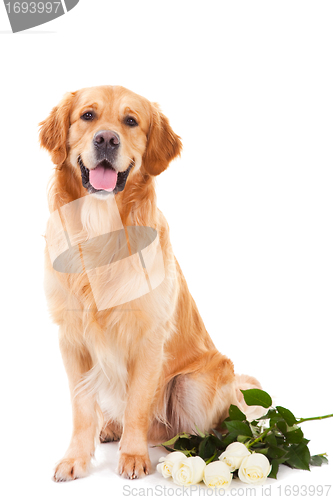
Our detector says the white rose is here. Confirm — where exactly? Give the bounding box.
[172,456,206,486]
[238,453,272,485]
[156,451,188,478]
[219,442,251,472]
[203,461,233,489]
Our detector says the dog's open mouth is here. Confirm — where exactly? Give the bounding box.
[78,156,132,195]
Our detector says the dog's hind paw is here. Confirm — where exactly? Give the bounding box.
[117,453,151,479]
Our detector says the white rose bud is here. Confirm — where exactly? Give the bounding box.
[156,451,188,478]
[219,442,251,472]
[203,461,233,489]
[172,456,206,486]
[238,453,272,485]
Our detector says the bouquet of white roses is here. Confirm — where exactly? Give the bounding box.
[156,389,331,489]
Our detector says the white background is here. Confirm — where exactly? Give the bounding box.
[0,1,332,498]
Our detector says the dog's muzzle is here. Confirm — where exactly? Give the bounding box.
[78,156,132,195]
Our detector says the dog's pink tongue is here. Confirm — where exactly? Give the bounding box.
[89,166,117,191]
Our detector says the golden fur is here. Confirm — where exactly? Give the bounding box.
[40,86,261,482]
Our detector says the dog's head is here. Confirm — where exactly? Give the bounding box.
[39,86,182,197]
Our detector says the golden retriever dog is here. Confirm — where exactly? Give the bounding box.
[40,86,261,482]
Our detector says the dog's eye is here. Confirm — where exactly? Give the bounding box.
[125,116,138,127]
[81,112,95,121]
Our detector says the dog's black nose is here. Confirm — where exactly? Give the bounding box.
[93,130,120,151]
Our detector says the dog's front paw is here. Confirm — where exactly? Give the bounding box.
[53,457,90,482]
[117,453,151,479]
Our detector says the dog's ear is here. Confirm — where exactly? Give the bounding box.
[39,92,76,165]
[143,104,182,176]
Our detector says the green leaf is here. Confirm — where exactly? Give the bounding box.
[209,434,225,449]
[270,415,284,428]
[228,404,246,421]
[268,459,279,479]
[255,447,269,456]
[265,432,277,447]
[276,420,287,435]
[258,408,278,420]
[225,420,253,437]
[267,445,288,459]
[223,433,237,447]
[174,437,194,452]
[198,437,209,458]
[195,425,206,438]
[241,389,272,408]
[160,432,191,447]
[198,436,217,461]
[161,434,181,447]
[237,435,251,443]
[310,454,328,467]
[285,442,311,470]
[276,406,297,426]
[268,458,286,479]
[285,427,304,444]
[276,436,285,446]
